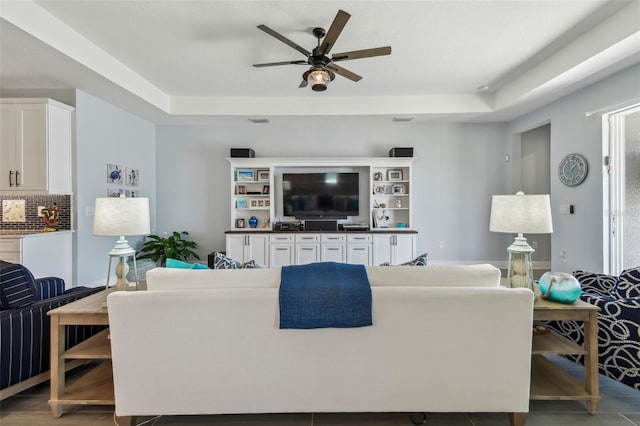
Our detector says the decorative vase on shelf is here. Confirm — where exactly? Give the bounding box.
[248,216,258,228]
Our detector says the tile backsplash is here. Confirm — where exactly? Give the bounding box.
[0,194,72,231]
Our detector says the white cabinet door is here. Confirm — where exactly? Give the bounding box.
[270,244,294,268]
[296,244,320,265]
[247,234,268,266]
[373,234,416,265]
[226,234,247,263]
[226,234,269,266]
[347,244,372,266]
[394,234,416,264]
[372,234,393,266]
[321,244,345,263]
[0,104,47,191]
[0,100,73,193]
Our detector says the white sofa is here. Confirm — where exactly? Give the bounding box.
[107,264,534,426]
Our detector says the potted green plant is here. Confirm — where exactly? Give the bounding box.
[137,231,200,267]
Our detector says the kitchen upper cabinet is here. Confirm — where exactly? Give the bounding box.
[0,99,73,193]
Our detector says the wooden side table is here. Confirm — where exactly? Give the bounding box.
[531,294,600,414]
[48,289,113,417]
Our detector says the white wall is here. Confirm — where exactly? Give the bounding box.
[75,90,156,286]
[156,121,510,265]
[507,63,640,273]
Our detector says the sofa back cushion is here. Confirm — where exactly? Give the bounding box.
[146,267,282,290]
[366,264,500,288]
[146,263,501,290]
[0,261,37,309]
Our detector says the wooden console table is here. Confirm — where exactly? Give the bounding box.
[531,295,600,414]
[48,289,113,417]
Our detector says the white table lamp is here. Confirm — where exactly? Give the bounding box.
[490,192,553,291]
[93,197,150,298]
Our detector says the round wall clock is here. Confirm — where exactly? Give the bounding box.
[558,153,588,186]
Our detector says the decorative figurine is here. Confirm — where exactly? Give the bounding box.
[42,202,59,231]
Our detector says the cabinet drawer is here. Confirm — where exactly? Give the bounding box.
[347,234,372,243]
[321,234,346,243]
[295,234,320,243]
[0,238,21,252]
[270,234,294,243]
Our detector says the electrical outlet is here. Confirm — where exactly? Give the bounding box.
[86,206,94,216]
[559,250,568,263]
[37,206,46,217]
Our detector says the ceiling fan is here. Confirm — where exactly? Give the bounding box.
[253,10,391,91]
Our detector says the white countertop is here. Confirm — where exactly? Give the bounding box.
[0,230,74,238]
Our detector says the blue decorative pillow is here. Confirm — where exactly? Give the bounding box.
[240,260,261,269]
[379,253,428,267]
[212,252,242,269]
[212,253,261,269]
[0,261,37,309]
[166,258,209,269]
[619,267,640,284]
[572,270,617,297]
[613,279,640,299]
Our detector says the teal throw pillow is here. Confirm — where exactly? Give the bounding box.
[166,258,209,269]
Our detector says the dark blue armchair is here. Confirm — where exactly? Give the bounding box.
[546,267,640,391]
[0,260,104,399]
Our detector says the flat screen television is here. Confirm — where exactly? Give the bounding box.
[282,172,359,219]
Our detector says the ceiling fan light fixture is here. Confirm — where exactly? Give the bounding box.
[308,69,335,91]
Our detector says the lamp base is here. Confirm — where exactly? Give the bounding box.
[507,234,535,292]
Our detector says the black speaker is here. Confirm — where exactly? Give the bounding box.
[230,148,255,158]
[304,220,338,231]
[389,147,413,157]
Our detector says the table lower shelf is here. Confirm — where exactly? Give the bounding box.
[50,360,114,405]
[530,354,598,402]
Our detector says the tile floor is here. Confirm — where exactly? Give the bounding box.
[0,356,638,426]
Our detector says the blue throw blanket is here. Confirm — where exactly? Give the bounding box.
[279,262,372,329]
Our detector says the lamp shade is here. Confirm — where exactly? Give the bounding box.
[93,197,150,236]
[489,192,553,234]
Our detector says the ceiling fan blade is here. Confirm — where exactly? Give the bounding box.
[299,79,308,88]
[325,63,362,82]
[257,25,311,57]
[331,46,392,62]
[318,10,350,56]
[253,60,308,68]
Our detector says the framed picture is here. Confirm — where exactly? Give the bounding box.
[374,184,386,194]
[125,167,139,186]
[262,185,270,194]
[257,169,270,181]
[125,189,139,197]
[392,184,406,194]
[265,200,270,207]
[236,169,255,182]
[236,218,245,228]
[388,169,403,181]
[236,185,246,195]
[250,199,259,208]
[236,199,247,208]
[107,163,123,184]
[107,188,123,197]
[258,200,265,207]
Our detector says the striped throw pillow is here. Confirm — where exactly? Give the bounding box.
[0,261,37,309]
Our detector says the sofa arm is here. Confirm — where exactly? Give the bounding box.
[33,277,65,301]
